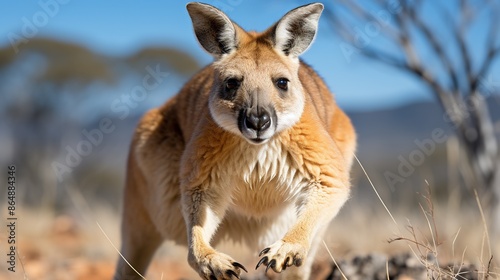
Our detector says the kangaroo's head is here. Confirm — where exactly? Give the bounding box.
[187,2,323,144]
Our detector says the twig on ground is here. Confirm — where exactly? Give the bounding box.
[323,240,348,280]
[96,221,147,280]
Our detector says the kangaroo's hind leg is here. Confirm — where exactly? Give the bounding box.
[114,154,163,280]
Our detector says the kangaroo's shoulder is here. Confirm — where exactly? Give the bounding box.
[297,60,337,125]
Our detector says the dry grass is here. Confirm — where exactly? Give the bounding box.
[321,157,500,280]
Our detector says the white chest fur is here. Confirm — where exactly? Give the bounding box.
[219,138,310,218]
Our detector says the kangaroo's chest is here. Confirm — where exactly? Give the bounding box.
[218,140,310,218]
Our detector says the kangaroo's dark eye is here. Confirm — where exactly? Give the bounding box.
[221,78,241,100]
[225,78,240,91]
[276,78,289,91]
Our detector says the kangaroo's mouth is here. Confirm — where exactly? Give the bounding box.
[249,137,269,145]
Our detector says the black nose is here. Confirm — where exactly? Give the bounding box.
[245,109,271,131]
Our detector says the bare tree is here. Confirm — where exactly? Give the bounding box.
[325,0,500,234]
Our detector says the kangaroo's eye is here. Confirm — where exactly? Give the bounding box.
[221,78,241,100]
[276,78,289,91]
[225,78,240,91]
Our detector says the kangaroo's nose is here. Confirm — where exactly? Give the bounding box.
[245,109,271,132]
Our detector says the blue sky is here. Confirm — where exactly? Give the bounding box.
[1,0,498,111]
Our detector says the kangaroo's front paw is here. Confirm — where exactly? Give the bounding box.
[189,251,248,280]
[255,240,307,273]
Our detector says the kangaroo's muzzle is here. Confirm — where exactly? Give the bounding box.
[238,106,277,144]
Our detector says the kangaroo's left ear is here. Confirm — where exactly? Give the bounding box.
[270,3,324,58]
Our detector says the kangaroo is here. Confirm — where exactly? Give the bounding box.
[114,2,356,280]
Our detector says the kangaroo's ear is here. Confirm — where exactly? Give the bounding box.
[187,2,239,57]
[270,3,323,58]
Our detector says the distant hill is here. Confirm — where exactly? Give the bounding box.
[349,100,500,162]
[349,101,449,162]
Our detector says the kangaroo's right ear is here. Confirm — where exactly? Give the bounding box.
[187,2,239,57]
[270,3,323,58]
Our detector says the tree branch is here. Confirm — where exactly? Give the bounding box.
[332,0,402,45]
[409,8,461,97]
[471,2,500,93]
